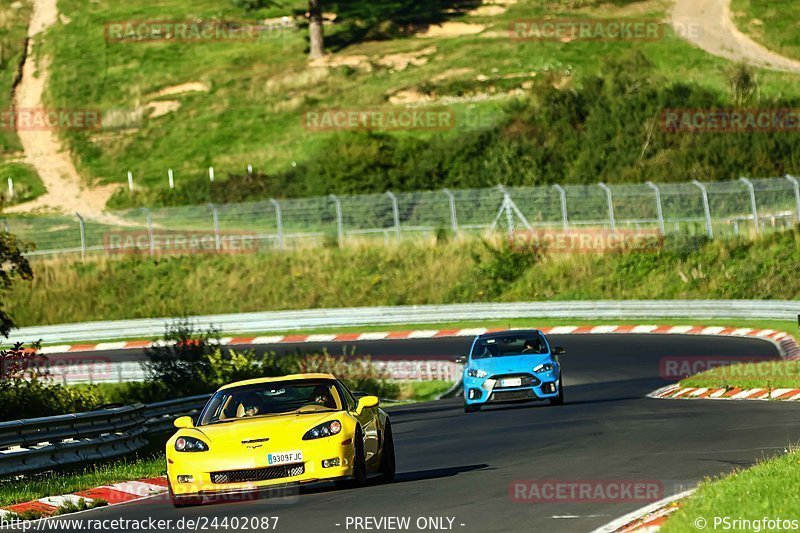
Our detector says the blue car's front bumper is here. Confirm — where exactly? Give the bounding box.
[463,372,560,406]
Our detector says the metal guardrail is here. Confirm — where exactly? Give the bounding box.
[0,395,209,476]
[12,300,800,344]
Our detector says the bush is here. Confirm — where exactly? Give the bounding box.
[298,351,401,399]
[0,343,105,421]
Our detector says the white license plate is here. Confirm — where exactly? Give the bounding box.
[267,450,303,466]
[501,378,522,387]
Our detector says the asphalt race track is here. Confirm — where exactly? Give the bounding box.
[30,334,800,533]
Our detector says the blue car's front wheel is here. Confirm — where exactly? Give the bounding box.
[549,376,565,406]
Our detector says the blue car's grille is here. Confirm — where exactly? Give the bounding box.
[489,389,536,402]
[490,373,541,389]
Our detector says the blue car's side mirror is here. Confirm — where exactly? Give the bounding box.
[455,355,467,364]
[552,346,566,356]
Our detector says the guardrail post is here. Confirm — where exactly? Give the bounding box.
[739,177,759,233]
[329,194,344,247]
[208,204,221,251]
[646,181,666,235]
[269,198,284,250]
[692,180,714,238]
[442,189,459,235]
[75,212,86,259]
[598,183,616,234]
[786,175,800,224]
[142,208,155,255]
[552,184,568,231]
[386,191,401,244]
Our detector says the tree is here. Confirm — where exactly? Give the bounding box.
[0,232,32,337]
[308,0,325,59]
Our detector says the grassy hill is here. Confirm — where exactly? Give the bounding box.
[8,229,800,326]
[37,0,800,209]
[0,0,42,206]
[732,0,800,61]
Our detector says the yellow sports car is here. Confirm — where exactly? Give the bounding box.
[166,373,395,506]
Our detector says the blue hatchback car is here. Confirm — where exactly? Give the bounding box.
[458,330,565,413]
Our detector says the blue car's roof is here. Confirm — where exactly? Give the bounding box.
[478,329,543,339]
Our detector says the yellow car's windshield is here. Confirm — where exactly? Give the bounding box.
[197,380,344,426]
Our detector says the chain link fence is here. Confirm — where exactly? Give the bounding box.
[4,176,799,258]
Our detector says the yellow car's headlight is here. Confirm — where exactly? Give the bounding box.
[302,420,342,440]
[175,436,209,452]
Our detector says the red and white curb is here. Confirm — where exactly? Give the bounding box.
[0,477,167,519]
[32,325,800,357]
[649,384,800,402]
[591,489,695,533]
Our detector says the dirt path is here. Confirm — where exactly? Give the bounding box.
[672,0,800,74]
[6,0,120,221]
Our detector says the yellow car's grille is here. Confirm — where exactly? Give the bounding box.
[210,463,305,484]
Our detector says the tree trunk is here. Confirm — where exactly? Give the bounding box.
[308,0,324,60]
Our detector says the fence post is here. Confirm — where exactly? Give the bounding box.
[75,212,86,260]
[208,204,221,251]
[269,198,284,250]
[168,169,174,189]
[442,189,459,234]
[209,167,215,183]
[127,171,134,192]
[691,180,714,238]
[739,177,759,233]
[329,194,344,247]
[386,191,401,244]
[598,183,616,234]
[646,181,665,235]
[142,208,155,255]
[552,184,568,231]
[7,177,13,199]
[786,175,800,224]
[0,218,8,232]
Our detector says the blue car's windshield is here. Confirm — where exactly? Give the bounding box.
[471,333,548,359]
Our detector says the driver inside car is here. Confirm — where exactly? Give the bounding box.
[309,385,336,408]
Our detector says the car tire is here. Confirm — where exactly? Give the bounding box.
[464,403,481,413]
[549,377,565,406]
[377,423,396,483]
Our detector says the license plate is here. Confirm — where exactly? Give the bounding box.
[501,378,522,387]
[267,450,303,466]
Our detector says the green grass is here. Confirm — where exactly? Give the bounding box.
[662,449,800,533]
[0,162,45,205]
[680,360,800,390]
[0,456,164,507]
[400,380,454,402]
[36,0,800,207]
[7,230,800,327]
[732,0,800,61]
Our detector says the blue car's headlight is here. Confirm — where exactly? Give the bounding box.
[467,368,488,378]
[533,363,554,373]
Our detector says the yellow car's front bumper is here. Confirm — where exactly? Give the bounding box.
[167,434,355,500]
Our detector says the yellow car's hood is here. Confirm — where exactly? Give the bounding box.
[191,411,340,448]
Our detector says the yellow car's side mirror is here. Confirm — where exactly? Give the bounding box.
[356,395,379,414]
[174,416,194,429]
